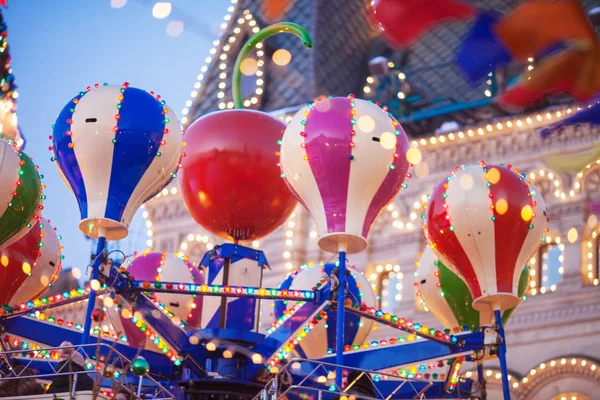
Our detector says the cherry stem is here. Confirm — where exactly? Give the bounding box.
[232,22,312,109]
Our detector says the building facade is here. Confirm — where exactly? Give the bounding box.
[143,1,600,398]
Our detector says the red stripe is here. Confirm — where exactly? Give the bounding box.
[489,165,533,293]
[426,178,483,299]
[0,222,42,305]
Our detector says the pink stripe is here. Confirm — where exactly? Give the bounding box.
[362,123,410,237]
[304,98,353,233]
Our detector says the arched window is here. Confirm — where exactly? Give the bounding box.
[527,237,564,296]
[582,232,600,286]
[367,262,402,312]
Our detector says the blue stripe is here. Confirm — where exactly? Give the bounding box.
[105,87,166,222]
[53,92,88,219]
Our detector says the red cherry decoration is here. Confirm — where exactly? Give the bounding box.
[179,22,311,242]
[179,110,296,242]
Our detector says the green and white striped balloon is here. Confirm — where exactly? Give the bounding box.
[0,140,43,250]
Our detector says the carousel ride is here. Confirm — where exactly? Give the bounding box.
[0,23,549,400]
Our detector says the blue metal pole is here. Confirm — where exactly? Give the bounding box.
[494,309,511,400]
[335,250,346,389]
[477,361,486,400]
[81,236,106,345]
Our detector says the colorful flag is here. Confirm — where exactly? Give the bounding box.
[455,10,512,83]
[373,0,475,47]
[259,0,294,23]
[498,45,600,109]
[495,0,597,61]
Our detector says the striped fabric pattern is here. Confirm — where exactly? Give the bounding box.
[425,163,547,311]
[280,96,410,254]
[51,84,182,240]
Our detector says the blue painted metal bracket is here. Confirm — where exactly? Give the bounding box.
[1,316,174,377]
[199,243,269,269]
[316,331,483,371]
[129,281,318,302]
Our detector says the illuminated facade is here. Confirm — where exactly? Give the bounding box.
[116,0,600,398]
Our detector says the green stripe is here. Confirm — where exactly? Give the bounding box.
[0,151,41,248]
[437,260,530,330]
[437,261,480,330]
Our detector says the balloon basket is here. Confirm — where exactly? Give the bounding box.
[317,233,367,255]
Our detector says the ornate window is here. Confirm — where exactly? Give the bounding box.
[582,232,600,286]
[366,262,403,312]
[526,236,564,296]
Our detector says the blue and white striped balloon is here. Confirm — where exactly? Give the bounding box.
[51,83,182,240]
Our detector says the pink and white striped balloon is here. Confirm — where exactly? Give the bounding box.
[279,95,411,254]
[124,251,204,330]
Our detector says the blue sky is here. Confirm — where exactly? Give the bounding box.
[4,0,228,270]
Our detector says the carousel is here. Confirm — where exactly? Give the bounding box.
[0,20,554,400]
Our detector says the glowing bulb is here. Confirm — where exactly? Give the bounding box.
[206,342,217,351]
[406,147,422,164]
[22,262,31,275]
[0,255,8,267]
[567,228,578,244]
[110,0,127,8]
[379,132,397,150]
[166,20,184,37]
[223,349,233,359]
[459,173,473,191]
[495,199,508,215]
[272,49,292,66]
[189,336,199,345]
[485,168,501,184]
[152,2,172,19]
[103,297,114,308]
[240,58,258,76]
[520,205,533,222]
[317,376,327,383]
[90,279,101,291]
[357,115,375,133]
[251,353,262,364]
[40,275,49,286]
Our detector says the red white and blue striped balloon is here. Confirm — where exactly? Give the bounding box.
[279,95,410,254]
[424,163,547,312]
[51,83,182,240]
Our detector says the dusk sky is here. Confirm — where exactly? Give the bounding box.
[4,0,228,271]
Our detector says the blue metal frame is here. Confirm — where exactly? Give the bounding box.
[1,316,174,377]
[81,237,106,345]
[0,246,514,399]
